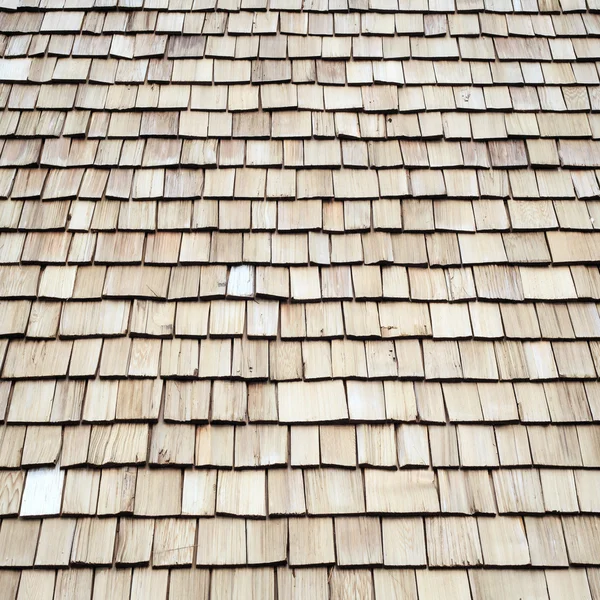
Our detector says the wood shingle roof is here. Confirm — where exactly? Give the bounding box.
[0,0,600,596]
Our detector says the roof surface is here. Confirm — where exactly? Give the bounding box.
[0,0,600,598]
